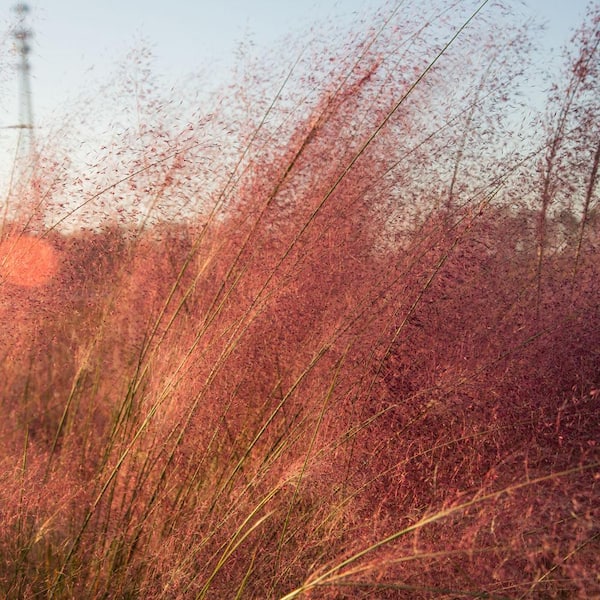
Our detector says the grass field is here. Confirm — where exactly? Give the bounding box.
[1,1,598,598]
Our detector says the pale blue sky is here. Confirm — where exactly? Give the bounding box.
[0,0,594,129]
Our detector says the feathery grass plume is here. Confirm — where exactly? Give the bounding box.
[0,1,598,598]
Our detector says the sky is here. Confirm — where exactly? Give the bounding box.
[1,0,594,122]
[0,0,594,165]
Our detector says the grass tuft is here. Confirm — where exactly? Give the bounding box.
[1,1,599,598]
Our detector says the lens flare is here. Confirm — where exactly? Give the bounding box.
[0,236,59,287]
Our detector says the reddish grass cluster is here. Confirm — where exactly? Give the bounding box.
[0,1,599,598]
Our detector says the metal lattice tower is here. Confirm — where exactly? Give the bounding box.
[12,2,35,173]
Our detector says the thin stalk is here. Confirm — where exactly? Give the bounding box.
[279,463,599,599]
[570,136,600,296]
[272,350,347,586]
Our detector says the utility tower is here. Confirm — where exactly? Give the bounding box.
[1,3,39,231]
[12,2,35,170]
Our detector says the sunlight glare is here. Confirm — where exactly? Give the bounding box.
[0,236,59,287]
